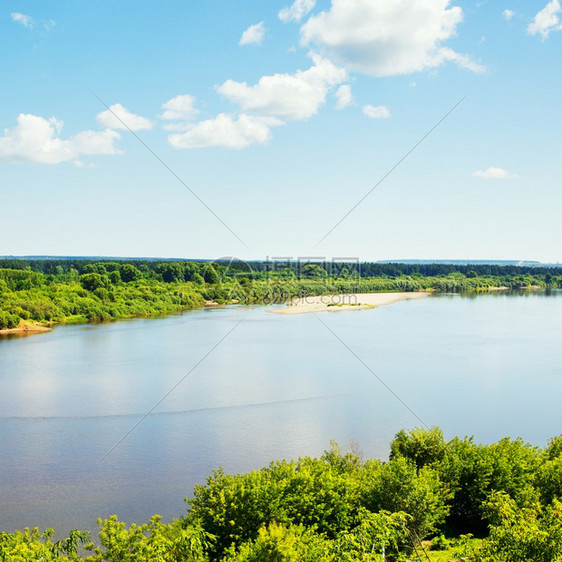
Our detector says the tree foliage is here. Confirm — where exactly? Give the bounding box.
[390,426,446,469]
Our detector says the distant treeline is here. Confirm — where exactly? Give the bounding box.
[3,427,562,560]
[2,257,562,279]
[1,259,562,330]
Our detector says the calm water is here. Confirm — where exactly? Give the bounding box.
[1,291,562,535]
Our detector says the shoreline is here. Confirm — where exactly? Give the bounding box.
[0,287,548,336]
[268,291,431,315]
[0,320,52,336]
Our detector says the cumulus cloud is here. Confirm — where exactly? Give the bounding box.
[502,9,515,20]
[279,0,316,23]
[473,167,518,179]
[527,0,562,38]
[300,0,484,77]
[216,54,347,121]
[363,105,390,119]
[74,160,96,169]
[11,12,34,28]
[167,55,346,150]
[239,21,265,45]
[334,84,353,108]
[160,94,198,122]
[167,114,275,149]
[96,103,153,131]
[0,113,122,165]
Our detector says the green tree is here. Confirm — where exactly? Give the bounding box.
[0,527,89,561]
[437,436,541,534]
[389,426,446,469]
[201,264,221,285]
[301,264,326,279]
[108,270,121,285]
[187,452,362,558]
[546,435,562,460]
[82,263,107,275]
[480,492,562,561]
[84,515,211,561]
[80,273,109,292]
[0,310,20,329]
[536,455,562,505]
[119,264,142,283]
[360,457,450,539]
[157,263,184,283]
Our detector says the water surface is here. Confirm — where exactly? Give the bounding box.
[1,291,561,535]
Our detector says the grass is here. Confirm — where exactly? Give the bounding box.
[423,537,482,561]
[63,314,90,324]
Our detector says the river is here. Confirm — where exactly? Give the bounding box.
[1,291,561,535]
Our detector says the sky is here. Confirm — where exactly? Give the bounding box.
[1,0,561,263]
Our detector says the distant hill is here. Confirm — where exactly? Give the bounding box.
[1,256,560,268]
[0,255,209,262]
[377,259,562,268]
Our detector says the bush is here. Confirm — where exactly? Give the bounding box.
[430,534,451,550]
[12,306,31,320]
[222,523,330,562]
[0,310,19,329]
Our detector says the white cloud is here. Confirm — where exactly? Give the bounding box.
[239,21,265,46]
[43,18,56,32]
[502,9,515,20]
[160,94,198,121]
[96,103,153,131]
[473,167,518,179]
[167,55,346,149]
[168,114,275,149]
[11,12,34,29]
[0,113,122,165]
[279,0,316,23]
[335,84,353,109]
[168,55,346,150]
[216,54,347,121]
[527,0,562,38]
[363,105,390,119]
[74,160,96,169]
[436,47,486,73]
[300,0,484,77]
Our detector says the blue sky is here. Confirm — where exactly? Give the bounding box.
[2,0,561,263]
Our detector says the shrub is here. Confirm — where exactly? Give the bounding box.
[0,310,19,329]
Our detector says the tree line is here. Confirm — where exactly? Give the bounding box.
[1,259,562,330]
[2,258,562,280]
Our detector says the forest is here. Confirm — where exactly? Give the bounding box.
[2,427,562,560]
[1,258,562,330]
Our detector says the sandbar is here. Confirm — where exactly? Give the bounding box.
[268,292,431,315]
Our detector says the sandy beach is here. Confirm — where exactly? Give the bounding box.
[268,291,431,315]
[0,320,52,336]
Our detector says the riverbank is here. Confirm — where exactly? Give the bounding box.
[268,291,431,315]
[0,320,52,336]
